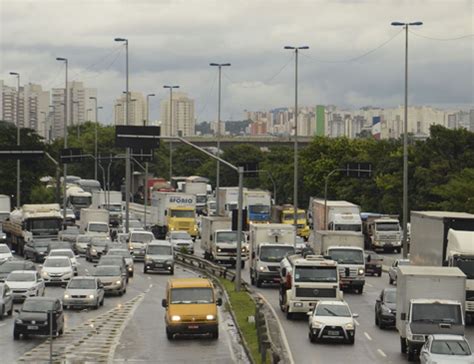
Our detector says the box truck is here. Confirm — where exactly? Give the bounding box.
[91,191,122,226]
[309,198,362,232]
[244,190,271,224]
[79,208,110,236]
[271,204,310,240]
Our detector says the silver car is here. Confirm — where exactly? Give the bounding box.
[143,241,174,274]
[92,265,126,296]
[420,334,474,364]
[63,277,105,309]
[388,259,410,285]
[6,270,45,302]
[0,283,13,319]
[167,231,194,254]
[107,249,134,277]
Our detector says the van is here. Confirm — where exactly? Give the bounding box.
[161,278,222,340]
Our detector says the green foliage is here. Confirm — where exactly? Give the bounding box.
[30,185,56,204]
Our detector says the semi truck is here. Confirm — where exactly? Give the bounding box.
[150,192,198,239]
[200,216,248,267]
[308,198,362,232]
[279,254,341,319]
[271,204,310,240]
[311,231,365,293]
[409,211,474,320]
[91,191,122,226]
[249,223,296,287]
[66,186,92,219]
[244,190,271,224]
[2,204,63,255]
[184,176,209,215]
[79,208,110,236]
[363,215,402,253]
[396,266,466,361]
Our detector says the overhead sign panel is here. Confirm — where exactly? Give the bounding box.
[0,148,44,160]
[115,126,161,149]
[346,162,372,178]
[131,148,154,162]
[60,148,84,163]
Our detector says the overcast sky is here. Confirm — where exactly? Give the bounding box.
[1,0,473,124]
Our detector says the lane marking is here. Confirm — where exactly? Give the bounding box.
[366,283,373,287]
[377,349,387,357]
[364,332,372,341]
[354,319,360,326]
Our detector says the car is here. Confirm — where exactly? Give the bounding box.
[58,225,80,242]
[420,334,474,364]
[365,252,383,277]
[0,244,13,264]
[0,283,13,319]
[92,265,126,296]
[97,255,128,281]
[375,288,396,329]
[116,233,129,245]
[64,208,76,226]
[294,236,307,253]
[144,241,174,274]
[24,239,51,263]
[63,276,105,309]
[47,240,73,254]
[128,219,144,232]
[107,249,134,277]
[85,238,110,262]
[6,270,45,302]
[128,231,154,261]
[74,234,92,255]
[48,249,78,275]
[308,300,358,344]
[167,231,194,254]
[41,256,74,287]
[162,278,222,340]
[0,260,37,282]
[388,258,410,285]
[13,297,64,339]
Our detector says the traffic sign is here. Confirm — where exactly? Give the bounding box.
[60,148,84,163]
[0,148,44,160]
[238,162,259,178]
[131,148,154,162]
[115,126,161,149]
[346,162,372,178]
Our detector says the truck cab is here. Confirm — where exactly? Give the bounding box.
[250,243,295,287]
[370,217,402,253]
[128,231,154,261]
[277,207,310,240]
[167,207,198,239]
[212,230,248,267]
[244,190,271,224]
[86,222,109,236]
[326,246,365,294]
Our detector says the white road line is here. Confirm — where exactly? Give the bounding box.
[354,319,360,326]
[366,283,373,287]
[377,349,387,357]
[364,332,372,341]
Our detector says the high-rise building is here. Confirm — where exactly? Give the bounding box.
[160,92,195,136]
[114,91,146,126]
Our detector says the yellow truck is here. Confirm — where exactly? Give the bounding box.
[271,204,310,240]
[162,278,222,340]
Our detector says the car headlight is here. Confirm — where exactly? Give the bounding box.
[217,248,222,252]
[145,255,150,261]
[92,249,97,253]
[358,268,365,275]
[206,314,215,320]
[42,271,49,277]
[345,323,354,330]
[89,294,95,299]
[28,286,36,291]
[311,321,323,329]
[259,266,268,272]
[171,315,181,322]
[15,319,23,324]
[116,280,121,285]
[128,266,133,271]
[293,302,303,307]
[64,294,70,299]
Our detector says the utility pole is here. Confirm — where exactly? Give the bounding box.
[163,85,179,183]
[9,72,21,208]
[56,57,68,226]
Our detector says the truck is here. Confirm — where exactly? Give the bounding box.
[244,190,271,224]
[364,215,402,253]
[308,198,362,232]
[200,216,248,268]
[409,211,474,320]
[79,208,110,236]
[271,204,310,240]
[0,195,11,242]
[2,204,63,256]
[249,223,296,287]
[279,254,342,319]
[311,231,365,293]
[91,191,122,226]
[184,176,209,215]
[396,266,466,361]
[66,186,92,219]
[150,192,198,239]
[217,187,244,217]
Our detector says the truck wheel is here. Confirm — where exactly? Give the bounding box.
[166,328,173,340]
[400,337,407,353]
[250,274,255,286]
[407,347,415,362]
[357,286,364,294]
[13,330,20,340]
[211,330,219,340]
[286,310,293,320]
[308,331,316,343]
[241,261,245,269]
[389,277,394,285]
[256,279,262,288]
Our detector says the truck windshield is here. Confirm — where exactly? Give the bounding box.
[29,219,62,234]
[454,258,474,279]
[170,210,195,218]
[334,224,362,232]
[431,339,471,355]
[412,303,462,325]
[260,246,295,262]
[216,232,238,243]
[70,196,91,206]
[249,205,270,214]
[89,223,108,233]
[283,213,306,220]
[170,288,213,304]
[375,222,400,231]
[328,249,364,265]
[196,195,207,203]
[294,266,338,283]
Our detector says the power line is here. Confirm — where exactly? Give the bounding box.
[195,70,218,121]
[409,30,474,41]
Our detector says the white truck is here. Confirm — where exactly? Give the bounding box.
[217,187,246,217]
[150,192,198,239]
[367,216,402,253]
[311,231,365,294]
[184,176,208,215]
[279,254,341,319]
[200,216,248,268]
[91,190,123,226]
[309,198,362,232]
[409,211,474,320]
[66,185,92,219]
[249,223,296,287]
[397,266,466,361]
[79,208,110,236]
[244,190,272,224]
[0,195,11,242]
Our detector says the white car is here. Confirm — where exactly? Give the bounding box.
[308,300,358,344]
[48,249,78,275]
[420,334,474,364]
[41,256,74,286]
[0,244,13,264]
[5,270,45,301]
[388,258,410,285]
[167,231,194,254]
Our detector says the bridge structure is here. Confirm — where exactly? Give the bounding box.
[162,135,315,148]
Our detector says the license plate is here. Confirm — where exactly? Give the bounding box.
[155,264,163,267]
[27,325,38,330]
[188,325,199,329]
[51,278,61,281]
[327,330,339,336]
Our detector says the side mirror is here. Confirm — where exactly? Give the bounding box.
[161,299,168,308]
[401,313,406,321]
[216,298,223,306]
[352,313,359,318]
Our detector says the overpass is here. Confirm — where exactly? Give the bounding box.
[162,135,314,148]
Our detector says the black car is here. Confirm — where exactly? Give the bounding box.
[14,297,64,339]
[24,240,51,263]
[375,288,396,329]
[0,260,37,282]
[365,252,383,277]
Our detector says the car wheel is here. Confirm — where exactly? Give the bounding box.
[100,297,104,306]
[166,328,173,340]
[389,277,394,285]
[170,268,174,275]
[13,330,20,340]
[407,347,415,362]
[0,305,4,320]
[286,310,293,320]
[358,286,364,294]
[59,327,64,335]
[308,331,317,343]
[375,314,379,327]
[348,336,355,345]
[211,330,219,340]
[94,300,100,310]
[8,305,13,316]
[400,337,407,353]
[378,272,382,277]
[143,266,148,274]
[241,261,245,269]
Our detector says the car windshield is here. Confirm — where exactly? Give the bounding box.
[0,263,33,273]
[295,266,338,283]
[249,205,270,214]
[105,205,121,212]
[30,219,62,231]
[329,249,364,265]
[170,288,213,304]
[334,224,362,232]
[99,257,121,265]
[22,300,54,312]
[68,279,96,289]
[376,222,400,231]
[384,290,396,303]
[50,250,74,258]
[431,339,471,355]
[412,303,463,325]
[7,272,35,282]
[91,240,109,247]
[454,258,474,280]
[131,233,154,243]
[315,304,351,317]
[0,245,10,253]
[34,241,50,249]
[49,243,71,250]
[216,232,239,243]
[260,246,295,263]
[171,232,191,240]
[208,202,216,210]
[44,258,70,267]
[108,250,131,258]
[170,210,195,218]
[70,196,91,205]
[89,223,108,233]
[94,266,121,276]
[196,195,207,203]
[77,236,91,243]
[147,246,172,255]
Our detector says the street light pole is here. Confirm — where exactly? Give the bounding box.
[284,46,309,233]
[56,57,68,226]
[163,85,179,183]
[89,96,100,180]
[210,63,231,215]
[144,93,155,228]
[9,72,21,208]
[391,21,422,258]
